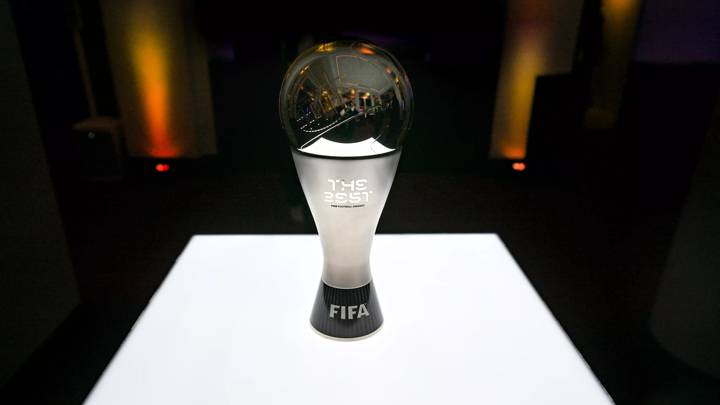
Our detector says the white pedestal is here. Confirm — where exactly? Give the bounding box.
[84,234,613,404]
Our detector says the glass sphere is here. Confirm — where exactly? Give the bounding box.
[279,41,413,157]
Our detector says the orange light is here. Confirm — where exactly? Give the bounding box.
[316,43,335,53]
[606,0,638,15]
[512,162,526,171]
[127,4,179,158]
[490,0,585,160]
[501,146,528,160]
[358,46,375,55]
[155,163,170,173]
[490,34,540,160]
[132,35,175,157]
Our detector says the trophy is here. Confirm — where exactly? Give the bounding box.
[279,41,413,339]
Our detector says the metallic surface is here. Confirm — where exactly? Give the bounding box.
[292,149,401,289]
[279,41,413,156]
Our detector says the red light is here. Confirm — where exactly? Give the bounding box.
[155,163,170,173]
[512,162,526,172]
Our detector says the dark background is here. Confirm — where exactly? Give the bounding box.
[1,0,720,404]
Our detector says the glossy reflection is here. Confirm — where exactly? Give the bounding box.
[279,41,413,157]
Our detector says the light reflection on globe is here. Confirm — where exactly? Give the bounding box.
[279,41,413,157]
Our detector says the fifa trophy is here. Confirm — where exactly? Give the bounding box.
[279,41,413,339]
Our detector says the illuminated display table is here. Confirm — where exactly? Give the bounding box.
[84,234,614,405]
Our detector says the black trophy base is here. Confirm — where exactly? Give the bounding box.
[310,280,383,340]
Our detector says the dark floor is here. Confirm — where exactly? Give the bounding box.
[2,156,720,404]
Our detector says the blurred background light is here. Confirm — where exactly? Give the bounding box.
[101,0,217,158]
[489,0,584,160]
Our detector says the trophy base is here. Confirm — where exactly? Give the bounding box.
[310,281,383,340]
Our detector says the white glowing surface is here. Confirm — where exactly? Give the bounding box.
[299,137,394,157]
[84,234,614,405]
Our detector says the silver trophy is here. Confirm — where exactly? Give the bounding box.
[279,41,413,339]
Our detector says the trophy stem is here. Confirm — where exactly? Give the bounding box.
[292,149,401,339]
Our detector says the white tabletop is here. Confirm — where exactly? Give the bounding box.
[84,234,613,405]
